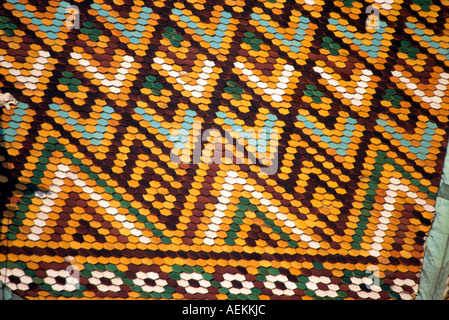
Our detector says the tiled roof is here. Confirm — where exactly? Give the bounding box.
[0,0,448,300]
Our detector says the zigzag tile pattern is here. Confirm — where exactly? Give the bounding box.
[0,0,448,300]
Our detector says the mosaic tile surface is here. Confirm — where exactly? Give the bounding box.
[0,0,448,300]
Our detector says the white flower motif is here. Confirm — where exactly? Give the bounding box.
[41,268,80,292]
[134,271,167,293]
[221,273,254,295]
[178,272,210,294]
[307,276,339,298]
[0,268,30,292]
[89,270,122,292]
[265,274,297,296]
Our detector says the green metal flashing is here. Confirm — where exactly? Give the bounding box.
[416,148,449,300]
[437,183,449,201]
[0,281,24,300]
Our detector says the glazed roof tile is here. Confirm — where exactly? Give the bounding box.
[0,0,448,300]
